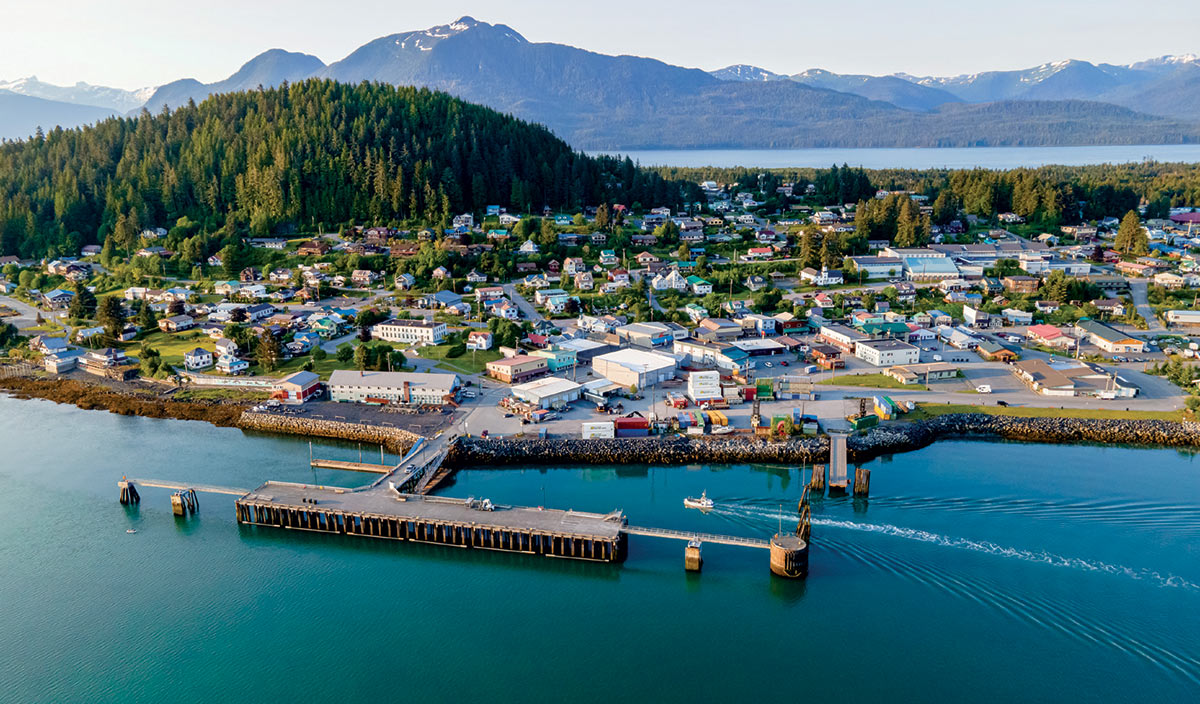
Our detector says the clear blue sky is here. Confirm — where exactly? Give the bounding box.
[5,0,1197,88]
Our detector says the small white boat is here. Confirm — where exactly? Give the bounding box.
[125,529,137,534]
[683,491,714,510]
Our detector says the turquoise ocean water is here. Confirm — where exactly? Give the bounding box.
[1,395,1197,702]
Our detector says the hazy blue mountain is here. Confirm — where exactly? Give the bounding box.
[0,76,153,112]
[142,49,325,110]
[709,65,786,82]
[790,69,961,111]
[0,91,117,140]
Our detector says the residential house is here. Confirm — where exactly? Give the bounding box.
[517,239,540,256]
[743,275,767,292]
[394,273,417,290]
[687,275,713,295]
[573,272,594,290]
[184,348,213,370]
[215,354,249,375]
[158,314,195,333]
[466,269,488,284]
[297,240,330,256]
[466,331,493,351]
[351,269,380,287]
[600,250,619,266]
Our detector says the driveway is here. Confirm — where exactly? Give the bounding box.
[503,284,543,322]
[1129,280,1165,333]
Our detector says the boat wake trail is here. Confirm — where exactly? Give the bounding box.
[810,517,1200,591]
[708,504,1200,591]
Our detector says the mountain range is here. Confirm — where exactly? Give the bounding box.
[3,17,1199,149]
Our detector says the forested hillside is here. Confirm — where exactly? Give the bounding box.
[0,80,692,258]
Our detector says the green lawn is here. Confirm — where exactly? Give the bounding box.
[135,329,213,367]
[818,373,927,392]
[904,402,1184,422]
[174,387,271,402]
[418,344,501,375]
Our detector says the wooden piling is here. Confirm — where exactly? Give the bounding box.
[853,467,871,497]
[808,464,826,493]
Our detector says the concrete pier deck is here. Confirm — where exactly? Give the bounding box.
[236,480,628,562]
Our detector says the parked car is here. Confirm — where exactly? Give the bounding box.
[976,385,992,394]
[996,400,1010,407]
[780,360,789,367]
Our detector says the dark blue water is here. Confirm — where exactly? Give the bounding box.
[592,145,1200,169]
[1,395,1198,702]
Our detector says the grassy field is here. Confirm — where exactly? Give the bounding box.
[903,402,1184,422]
[418,344,501,375]
[174,387,271,402]
[819,373,927,392]
[135,330,213,367]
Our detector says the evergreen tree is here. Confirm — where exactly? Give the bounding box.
[97,296,126,337]
[68,283,97,320]
[1115,210,1148,255]
[256,333,281,372]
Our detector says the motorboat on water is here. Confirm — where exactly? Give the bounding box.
[683,491,714,510]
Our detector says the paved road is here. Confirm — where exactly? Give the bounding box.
[1129,280,1166,333]
[503,284,544,322]
[0,295,60,331]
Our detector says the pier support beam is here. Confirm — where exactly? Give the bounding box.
[808,464,826,494]
[684,541,703,572]
[118,478,140,505]
[853,468,871,498]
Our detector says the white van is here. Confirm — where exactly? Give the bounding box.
[975,385,992,394]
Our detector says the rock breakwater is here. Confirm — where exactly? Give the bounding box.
[449,414,1200,468]
[237,411,421,453]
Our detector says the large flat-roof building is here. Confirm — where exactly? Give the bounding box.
[486,355,549,384]
[672,338,754,375]
[1073,319,1145,354]
[328,370,459,405]
[854,339,920,367]
[370,318,447,345]
[511,377,583,409]
[592,348,677,390]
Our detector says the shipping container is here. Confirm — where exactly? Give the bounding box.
[615,428,650,438]
[581,421,615,439]
[742,386,757,401]
[686,426,705,435]
[615,417,650,430]
[848,413,879,431]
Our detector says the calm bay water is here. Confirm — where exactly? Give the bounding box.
[1,395,1199,702]
[591,145,1200,169]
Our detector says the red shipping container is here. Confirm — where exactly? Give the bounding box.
[742,387,757,401]
[614,417,650,430]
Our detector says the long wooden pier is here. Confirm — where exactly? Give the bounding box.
[127,478,249,496]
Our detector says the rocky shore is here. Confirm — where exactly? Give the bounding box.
[448,414,1200,468]
[0,376,246,427]
[238,411,421,453]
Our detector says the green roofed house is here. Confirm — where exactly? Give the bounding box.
[686,275,712,295]
[860,322,911,339]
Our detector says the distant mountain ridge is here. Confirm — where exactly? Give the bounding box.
[0,91,116,140]
[0,76,152,112]
[5,19,1200,148]
[142,49,326,110]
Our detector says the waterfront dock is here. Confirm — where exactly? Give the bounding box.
[236,482,627,562]
[308,459,394,474]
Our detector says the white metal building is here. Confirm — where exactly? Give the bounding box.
[592,348,677,390]
[511,377,583,409]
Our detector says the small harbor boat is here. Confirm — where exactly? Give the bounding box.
[683,491,714,510]
[125,529,137,534]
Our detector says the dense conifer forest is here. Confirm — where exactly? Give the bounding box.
[0,80,696,258]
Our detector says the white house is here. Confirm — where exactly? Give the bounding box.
[184,348,213,370]
[370,318,447,345]
[800,267,844,286]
